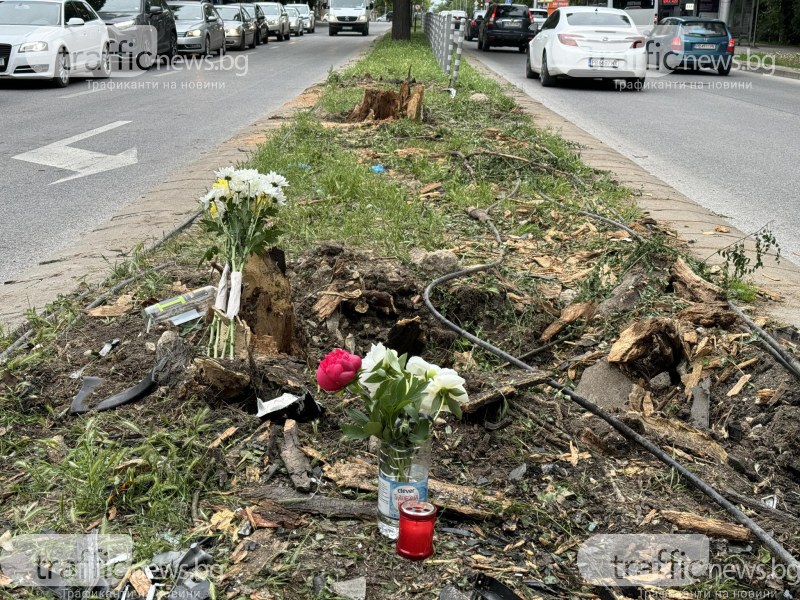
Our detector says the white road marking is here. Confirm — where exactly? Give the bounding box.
[58,88,102,99]
[12,121,138,185]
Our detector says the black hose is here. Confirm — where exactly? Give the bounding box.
[728,302,800,382]
[422,212,800,572]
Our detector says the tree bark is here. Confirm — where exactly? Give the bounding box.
[392,0,411,39]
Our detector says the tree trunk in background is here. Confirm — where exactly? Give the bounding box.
[392,0,411,39]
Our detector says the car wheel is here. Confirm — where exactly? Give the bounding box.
[217,39,225,55]
[95,44,111,78]
[477,34,483,49]
[525,49,538,79]
[52,48,70,87]
[204,35,212,55]
[263,29,268,44]
[482,35,490,51]
[718,59,731,76]
[362,24,368,35]
[540,51,556,86]
[518,45,526,53]
[249,30,257,48]
[328,27,335,35]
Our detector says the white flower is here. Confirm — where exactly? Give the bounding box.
[263,171,289,188]
[359,343,397,394]
[215,166,236,179]
[420,368,467,414]
[214,199,227,220]
[406,356,441,380]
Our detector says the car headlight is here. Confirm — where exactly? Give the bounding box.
[115,19,136,29]
[268,18,277,24]
[19,41,48,52]
[328,14,337,21]
[226,26,241,34]
[186,28,202,37]
[357,14,366,21]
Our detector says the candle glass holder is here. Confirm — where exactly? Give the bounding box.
[396,501,437,561]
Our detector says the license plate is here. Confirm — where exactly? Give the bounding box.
[694,43,716,49]
[589,58,618,68]
[503,21,521,28]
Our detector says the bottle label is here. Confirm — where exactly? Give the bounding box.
[378,475,428,519]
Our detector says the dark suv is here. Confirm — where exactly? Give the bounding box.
[96,0,178,58]
[478,3,533,52]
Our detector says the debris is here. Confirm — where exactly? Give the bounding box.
[629,414,728,462]
[441,586,471,600]
[679,303,736,328]
[141,286,215,329]
[608,318,684,377]
[209,426,238,449]
[558,289,577,306]
[87,295,134,318]
[727,374,751,397]
[575,359,639,412]
[255,391,323,423]
[331,577,366,600]
[129,570,151,598]
[690,377,711,429]
[349,82,425,122]
[540,302,595,342]
[280,419,313,493]
[370,164,386,174]
[241,485,375,520]
[167,577,211,600]
[218,529,287,586]
[682,362,704,399]
[660,510,750,541]
[94,357,167,412]
[460,371,549,414]
[69,376,105,415]
[595,266,651,317]
[469,92,489,102]
[409,248,461,276]
[472,574,524,600]
[670,258,724,303]
[98,339,121,357]
[649,372,672,391]
[195,358,251,401]
[508,464,527,482]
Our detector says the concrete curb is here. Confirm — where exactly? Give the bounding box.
[737,64,800,80]
[465,54,800,328]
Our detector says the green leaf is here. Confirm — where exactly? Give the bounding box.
[445,395,463,419]
[363,421,383,437]
[345,408,369,425]
[341,424,371,440]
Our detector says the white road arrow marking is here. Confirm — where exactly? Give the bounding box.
[12,121,138,185]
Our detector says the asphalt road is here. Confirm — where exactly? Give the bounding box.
[464,44,800,262]
[0,23,390,284]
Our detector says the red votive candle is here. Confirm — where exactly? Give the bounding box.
[396,501,437,561]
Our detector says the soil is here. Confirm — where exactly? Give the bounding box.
[4,244,800,600]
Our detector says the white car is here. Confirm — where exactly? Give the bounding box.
[0,0,110,86]
[526,6,646,89]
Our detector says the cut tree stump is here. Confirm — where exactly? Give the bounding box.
[240,485,375,520]
[349,81,425,122]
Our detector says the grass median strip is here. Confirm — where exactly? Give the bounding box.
[1,31,792,600]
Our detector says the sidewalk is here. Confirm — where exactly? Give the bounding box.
[736,44,800,79]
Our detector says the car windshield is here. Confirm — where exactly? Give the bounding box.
[95,0,141,12]
[0,0,60,25]
[259,3,279,14]
[494,5,528,18]
[288,4,308,14]
[286,6,296,15]
[682,21,727,36]
[216,5,241,19]
[565,11,632,26]
[330,0,363,8]
[532,9,546,17]
[168,3,201,19]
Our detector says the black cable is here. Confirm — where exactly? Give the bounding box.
[729,302,800,382]
[422,212,800,572]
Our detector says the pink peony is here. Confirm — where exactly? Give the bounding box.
[317,349,362,392]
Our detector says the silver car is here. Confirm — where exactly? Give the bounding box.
[257,2,290,40]
[286,3,314,33]
[169,1,225,55]
[216,3,256,49]
[285,5,303,36]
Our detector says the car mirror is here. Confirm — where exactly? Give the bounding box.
[207,14,217,21]
[149,5,163,14]
[67,16,85,25]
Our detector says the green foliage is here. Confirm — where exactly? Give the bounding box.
[716,223,780,282]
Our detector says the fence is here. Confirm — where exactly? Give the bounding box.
[423,13,465,87]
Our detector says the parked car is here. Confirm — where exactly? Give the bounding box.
[96,0,178,60]
[478,3,533,52]
[531,7,546,28]
[285,5,303,36]
[647,17,735,75]
[256,1,289,40]
[0,0,110,86]
[376,10,391,21]
[464,9,485,41]
[241,2,268,44]
[215,3,255,49]
[286,3,313,32]
[526,6,647,88]
[168,1,224,55]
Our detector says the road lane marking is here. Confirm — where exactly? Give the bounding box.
[12,121,138,185]
[59,88,102,99]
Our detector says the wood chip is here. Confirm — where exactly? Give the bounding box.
[209,426,238,449]
[129,570,151,598]
[281,419,313,493]
[419,182,443,195]
[661,510,750,541]
[639,508,658,526]
[670,258,724,303]
[735,357,758,370]
[540,302,595,342]
[727,374,751,397]
[714,225,731,233]
[682,363,704,399]
[86,302,132,318]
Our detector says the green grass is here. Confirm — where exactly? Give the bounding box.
[736,49,800,69]
[726,278,759,303]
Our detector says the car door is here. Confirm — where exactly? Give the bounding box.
[280,5,288,34]
[205,3,224,48]
[531,9,557,69]
[77,1,106,67]
[63,1,90,64]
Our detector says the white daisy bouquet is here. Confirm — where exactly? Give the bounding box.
[316,343,468,447]
[199,167,288,358]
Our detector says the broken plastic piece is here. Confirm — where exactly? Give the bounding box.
[70,376,105,415]
[167,578,211,600]
[370,165,386,174]
[471,574,523,600]
[255,391,324,423]
[99,339,121,357]
[95,357,167,412]
[297,163,312,171]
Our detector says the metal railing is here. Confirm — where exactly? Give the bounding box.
[423,13,465,87]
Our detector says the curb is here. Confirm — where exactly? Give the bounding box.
[739,64,800,80]
[465,54,800,329]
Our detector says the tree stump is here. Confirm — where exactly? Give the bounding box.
[348,81,425,122]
